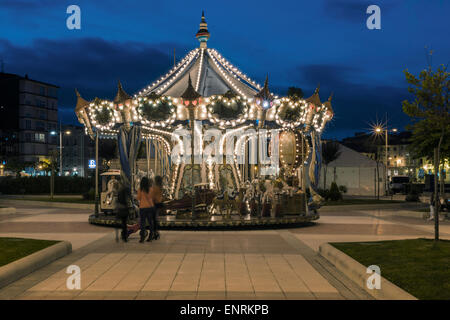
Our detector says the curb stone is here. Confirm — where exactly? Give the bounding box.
[0,199,93,210]
[0,241,72,289]
[319,243,417,300]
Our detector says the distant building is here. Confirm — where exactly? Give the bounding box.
[375,131,420,179]
[61,124,95,177]
[0,72,58,165]
[340,131,445,183]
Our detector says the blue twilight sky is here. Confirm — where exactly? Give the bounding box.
[0,0,449,139]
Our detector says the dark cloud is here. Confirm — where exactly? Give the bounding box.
[0,0,61,10]
[289,62,411,139]
[322,0,398,22]
[0,37,190,123]
[292,64,361,89]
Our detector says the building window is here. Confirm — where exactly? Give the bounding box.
[34,133,45,142]
[26,120,31,129]
[25,133,31,142]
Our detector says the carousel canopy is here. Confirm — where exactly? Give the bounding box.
[74,12,334,139]
[137,13,260,99]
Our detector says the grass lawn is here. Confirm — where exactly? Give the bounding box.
[0,237,60,267]
[20,196,94,204]
[331,238,450,300]
[324,199,404,206]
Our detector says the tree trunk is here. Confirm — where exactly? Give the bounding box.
[50,168,54,199]
[434,132,444,242]
[376,162,380,200]
[323,165,327,190]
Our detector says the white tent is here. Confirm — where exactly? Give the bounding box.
[320,143,386,196]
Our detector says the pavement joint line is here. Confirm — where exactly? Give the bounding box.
[242,254,258,296]
[262,253,287,299]
[167,251,188,294]
[136,252,167,293]
[277,230,371,300]
[223,252,227,298]
[194,250,206,297]
[108,252,147,292]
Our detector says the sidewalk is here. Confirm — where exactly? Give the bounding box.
[2,231,355,300]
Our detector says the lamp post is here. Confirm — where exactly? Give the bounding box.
[95,130,99,216]
[51,126,71,176]
[373,126,397,195]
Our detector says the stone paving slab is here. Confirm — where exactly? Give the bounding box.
[3,203,440,300]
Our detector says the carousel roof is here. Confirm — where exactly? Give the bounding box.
[74,12,334,139]
[136,12,262,99]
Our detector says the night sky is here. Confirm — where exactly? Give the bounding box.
[1,0,449,139]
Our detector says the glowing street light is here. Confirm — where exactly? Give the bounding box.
[370,122,398,195]
[50,127,72,176]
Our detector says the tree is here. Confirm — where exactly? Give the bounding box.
[322,141,341,189]
[363,135,384,200]
[287,87,304,99]
[402,64,449,241]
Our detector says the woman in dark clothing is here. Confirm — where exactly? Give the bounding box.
[149,175,163,240]
[116,185,132,242]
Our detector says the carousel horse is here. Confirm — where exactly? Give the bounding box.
[262,181,274,203]
[212,192,233,218]
[232,189,246,216]
[280,180,296,196]
[103,176,119,207]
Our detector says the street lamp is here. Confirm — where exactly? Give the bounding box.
[372,124,397,195]
[50,128,71,176]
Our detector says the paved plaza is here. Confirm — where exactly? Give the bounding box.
[0,202,449,300]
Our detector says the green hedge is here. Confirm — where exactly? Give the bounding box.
[0,176,94,194]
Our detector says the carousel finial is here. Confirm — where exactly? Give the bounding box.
[306,85,322,106]
[196,10,210,48]
[324,92,334,114]
[255,74,273,103]
[75,88,89,111]
[114,80,131,103]
[314,83,320,94]
[181,74,201,101]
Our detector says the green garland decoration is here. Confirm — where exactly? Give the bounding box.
[208,92,246,120]
[139,95,174,122]
[94,106,113,126]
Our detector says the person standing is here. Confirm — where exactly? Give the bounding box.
[149,175,163,241]
[116,184,132,242]
[137,177,153,243]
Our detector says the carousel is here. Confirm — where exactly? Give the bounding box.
[78,13,334,229]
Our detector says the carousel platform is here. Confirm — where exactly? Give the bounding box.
[88,212,319,230]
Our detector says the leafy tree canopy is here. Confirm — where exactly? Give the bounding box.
[287,87,304,99]
[402,64,450,161]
